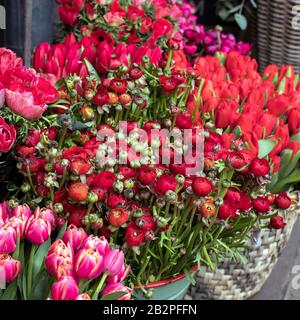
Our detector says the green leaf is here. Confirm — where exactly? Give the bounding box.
[234,13,248,30]
[0,281,18,300]
[282,150,300,179]
[101,291,128,300]
[84,58,100,81]
[218,8,230,20]
[56,221,68,240]
[278,149,293,178]
[291,133,300,142]
[32,238,51,280]
[183,269,196,286]
[258,140,276,158]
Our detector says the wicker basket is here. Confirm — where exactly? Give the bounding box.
[187,195,300,300]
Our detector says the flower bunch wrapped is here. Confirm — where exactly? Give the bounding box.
[0,48,58,154]
[0,201,131,300]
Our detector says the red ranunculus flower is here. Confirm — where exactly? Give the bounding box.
[0,117,16,153]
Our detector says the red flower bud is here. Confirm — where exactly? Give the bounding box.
[270,216,286,229]
[275,192,291,210]
[137,167,157,185]
[218,202,237,220]
[192,177,213,197]
[250,158,270,177]
[154,174,177,196]
[252,196,270,213]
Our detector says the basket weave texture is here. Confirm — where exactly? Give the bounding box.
[187,202,300,300]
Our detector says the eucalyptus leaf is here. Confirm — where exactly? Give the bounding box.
[234,13,248,30]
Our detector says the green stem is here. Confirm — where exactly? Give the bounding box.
[58,127,67,150]
[26,166,37,196]
[91,273,108,300]
[27,245,37,299]
[166,50,173,70]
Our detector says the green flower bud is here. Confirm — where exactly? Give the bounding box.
[87,192,98,204]
[21,183,31,193]
[133,209,144,218]
[124,179,135,189]
[124,189,134,199]
[54,203,64,214]
[89,214,98,224]
[113,181,124,193]
[82,215,90,226]
[45,163,53,172]
[157,217,168,228]
[175,174,185,185]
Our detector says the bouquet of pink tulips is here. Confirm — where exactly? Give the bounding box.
[0,201,131,300]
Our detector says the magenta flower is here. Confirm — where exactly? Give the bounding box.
[51,276,79,300]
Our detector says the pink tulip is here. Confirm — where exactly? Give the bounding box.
[0,226,17,254]
[0,201,11,222]
[51,276,79,300]
[45,240,73,277]
[0,217,4,228]
[62,224,87,252]
[55,262,75,280]
[4,216,27,239]
[25,217,51,245]
[76,293,91,300]
[83,235,110,256]
[34,207,55,228]
[107,264,130,284]
[74,248,104,280]
[12,204,31,219]
[0,254,21,283]
[103,249,124,277]
[102,283,132,300]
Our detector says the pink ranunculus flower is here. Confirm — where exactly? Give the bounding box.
[102,283,132,300]
[0,117,16,153]
[0,254,21,283]
[5,67,58,121]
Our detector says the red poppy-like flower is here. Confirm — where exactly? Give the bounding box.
[218,201,237,220]
[93,87,109,106]
[252,196,270,213]
[176,114,193,129]
[137,167,157,185]
[250,158,270,177]
[108,208,129,227]
[270,216,286,229]
[70,159,91,175]
[68,182,89,202]
[0,117,16,153]
[159,75,178,94]
[192,177,213,197]
[109,79,127,94]
[62,146,87,161]
[154,174,177,196]
[106,194,126,209]
[275,192,291,210]
[124,222,145,247]
[90,171,116,190]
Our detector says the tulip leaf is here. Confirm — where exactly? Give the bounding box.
[0,280,18,300]
[29,270,52,300]
[101,291,128,300]
[258,140,276,159]
[56,221,68,240]
[32,238,51,280]
[84,58,100,81]
[278,149,293,178]
[271,168,300,193]
[291,133,300,142]
[282,150,300,179]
